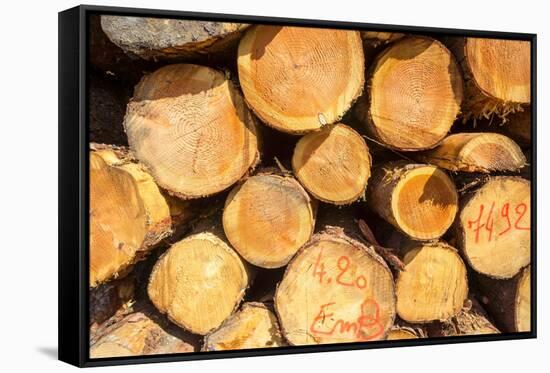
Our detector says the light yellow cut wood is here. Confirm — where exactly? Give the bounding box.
[396,241,468,323]
[458,177,530,279]
[203,303,285,351]
[516,266,531,332]
[238,26,364,134]
[148,229,249,335]
[361,32,404,44]
[223,173,315,268]
[367,162,458,240]
[292,123,371,205]
[355,36,463,150]
[90,309,196,358]
[418,133,526,173]
[466,38,530,104]
[124,64,259,199]
[275,227,395,345]
[89,152,147,287]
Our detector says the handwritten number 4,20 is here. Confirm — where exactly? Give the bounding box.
[313,251,367,289]
[467,202,530,243]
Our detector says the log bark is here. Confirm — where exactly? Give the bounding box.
[361,32,405,46]
[446,37,530,121]
[238,26,364,134]
[147,218,250,335]
[292,123,372,205]
[89,145,196,287]
[124,64,260,199]
[396,241,468,323]
[355,36,463,150]
[203,302,286,351]
[89,73,131,145]
[427,297,499,337]
[417,133,526,173]
[457,177,531,279]
[476,266,531,333]
[223,170,316,268]
[366,161,458,240]
[90,276,135,332]
[90,304,198,358]
[100,16,248,60]
[275,213,396,345]
[501,107,531,147]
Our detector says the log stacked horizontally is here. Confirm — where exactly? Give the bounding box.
[88,17,533,356]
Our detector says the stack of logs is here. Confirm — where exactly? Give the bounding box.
[89,15,532,357]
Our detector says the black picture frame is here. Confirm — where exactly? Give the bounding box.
[58,4,537,368]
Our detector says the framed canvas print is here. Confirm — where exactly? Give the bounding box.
[58,4,536,368]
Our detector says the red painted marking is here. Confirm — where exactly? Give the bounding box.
[514,203,530,230]
[309,299,384,341]
[467,201,530,243]
[335,256,355,287]
[312,250,327,284]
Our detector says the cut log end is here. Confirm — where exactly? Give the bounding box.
[275,228,396,345]
[203,303,286,351]
[124,64,259,199]
[90,308,197,358]
[292,123,372,205]
[465,38,530,105]
[396,241,468,323]
[386,326,423,340]
[90,152,147,287]
[458,177,530,279]
[223,173,315,268]
[147,230,249,335]
[418,133,526,173]
[238,26,365,134]
[368,162,458,240]
[356,36,462,150]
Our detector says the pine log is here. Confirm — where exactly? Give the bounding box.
[147,219,250,335]
[100,16,248,60]
[90,276,135,331]
[203,302,286,351]
[427,297,499,337]
[124,64,260,199]
[292,123,372,205]
[355,36,463,150]
[238,26,364,134]
[417,133,526,173]
[446,37,530,121]
[223,171,316,268]
[457,177,530,279]
[502,108,531,147]
[366,162,458,240]
[476,266,531,333]
[396,241,468,323]
[89,145,195,287]
[275,217,396,345]
[90,305,198,358]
